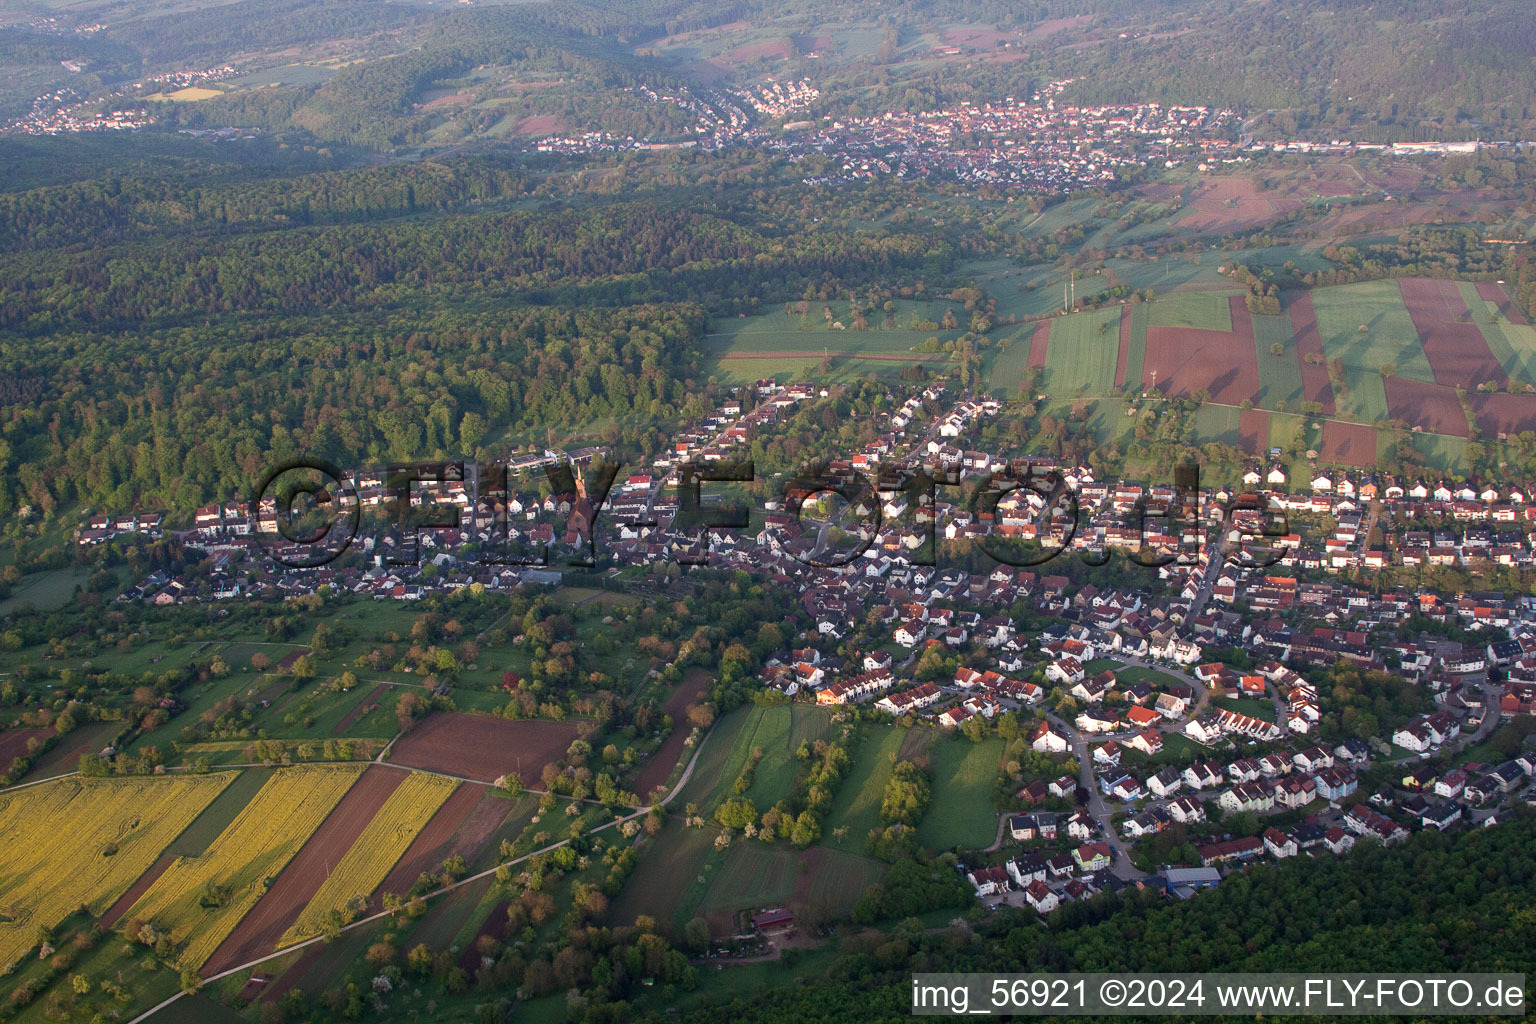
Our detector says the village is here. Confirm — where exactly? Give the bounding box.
[72,373,1536,920]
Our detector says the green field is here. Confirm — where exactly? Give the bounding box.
[0,568,89,615]
[1113,666,1187,690]
[674,706,751,811]
[1146,290,1237,332]
[1097,255,1230,294]
[702,301,964,356]
[707,354,942,385]
[1212,697,1275,722]
[1310,280,1435,387]
[1252,309,1307,408]
[985,325,1039,397]
[821,725,907,854]
[1193,404,1246,446]
[1412,431,1469,471]
[1123,301,1149,390]
[697,841,799,915]
[1460,281,1536,385]
[804,848,888,918]
[1042,306,1122,396]
[608,821,717,929]
[915,735,1004,850]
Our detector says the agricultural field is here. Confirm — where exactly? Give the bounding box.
[915,736,1005,850]
[694,840,799,921]
[1251,310,1307,408]
[984,325,1040,398]
[707,704,797,812]
[633,667,714,800]
[706,353,941,386]
[0,568,90,615]
[280,771,459,944]
[387,711,586,787]
[701,300,965,358]
[976,278,1528,461]
[1460,281,1536,381]
[608,822,714,930]
[125,765,365,969]
[0,774,234,968]
[1040,306,1122,396]
[164,768,275,858]
[1310,280,1435,397]
[1146,291,1237,332]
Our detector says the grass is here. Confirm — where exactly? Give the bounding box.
[821,725,906,854]
[1042,306,1122,396]
[706,354,938,386]
[1459,281,1536,387]
[674,706,751,811]
[1411,432,1468,471]
[1146,291,1236,332]
[985,327,1038,397]
[1114,666,1186,690]
[737,707,797,810]
[1123,301,1149,390]
[1267,411,1308,466]
[1252,309,1307,408]
[789,704,836,748]
[1193,404,1246,447]
[697,841,799,915]
[608,821,717,929]
[702,301,962,356]
[632,942,842,1017]
[915,735,1004,851]
[1212,697,1275,722]
[804,848,887,918]
[0,568,90,614]
[1310,279,1435,386]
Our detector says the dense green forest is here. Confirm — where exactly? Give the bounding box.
[647,813,1536,1023]
[0,159,968,520]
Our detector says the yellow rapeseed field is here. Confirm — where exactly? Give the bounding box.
[279,771,458,945]
[0,773,236,968]
[125,764,364,969]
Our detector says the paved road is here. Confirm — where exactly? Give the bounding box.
[1052,719,1147,881]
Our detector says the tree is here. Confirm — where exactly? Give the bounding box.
[683,916,712,952]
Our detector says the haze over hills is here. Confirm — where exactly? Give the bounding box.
[0,3,1534,1023]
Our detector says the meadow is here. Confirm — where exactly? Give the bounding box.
[820,724,907,854]
[915,735,1005,850]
